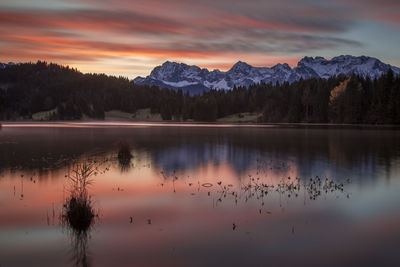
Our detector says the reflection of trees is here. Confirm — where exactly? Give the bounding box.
[1,126,399,180]
[62,162,96,267]
[127,127,399,180]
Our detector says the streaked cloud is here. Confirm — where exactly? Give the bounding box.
[0,0,398,78]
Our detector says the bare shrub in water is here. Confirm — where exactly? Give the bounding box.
[63,162,95,233]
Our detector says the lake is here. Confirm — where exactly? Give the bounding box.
[0,123,399,267]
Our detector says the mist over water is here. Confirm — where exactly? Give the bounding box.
[0,123,399,267]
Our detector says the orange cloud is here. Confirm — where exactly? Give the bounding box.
[2,0,395,78]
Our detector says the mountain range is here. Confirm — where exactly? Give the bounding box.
[133,55,400,94]
[0,62,19,69]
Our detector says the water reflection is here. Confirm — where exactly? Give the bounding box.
[0,127,398,182]
[0,125,399,267]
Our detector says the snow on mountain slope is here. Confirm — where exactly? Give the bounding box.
[134,55,400,94]
[162,80,199,87]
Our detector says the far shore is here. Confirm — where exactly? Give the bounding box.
[1,120,399,129]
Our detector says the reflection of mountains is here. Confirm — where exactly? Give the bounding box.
[151,142,265,174]
[0,126,399,179]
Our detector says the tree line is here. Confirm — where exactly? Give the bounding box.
[0,61,399,124]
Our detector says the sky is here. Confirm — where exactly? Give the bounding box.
[0,0,400,78]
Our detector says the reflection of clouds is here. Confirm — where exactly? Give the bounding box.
[1,127,400,267]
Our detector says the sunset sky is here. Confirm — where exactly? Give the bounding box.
[1,0,400,78]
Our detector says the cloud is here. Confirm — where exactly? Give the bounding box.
[0,5,361,54]
[326,0,400,27]
[0,23,361,63]
[2,0,397,77]
[0,9,184,35]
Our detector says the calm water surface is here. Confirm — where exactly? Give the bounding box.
[0,123,399,267]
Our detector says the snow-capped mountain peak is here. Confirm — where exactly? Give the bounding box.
[229,61,253,73]
[133,55,400,95]
[272,63,291,71]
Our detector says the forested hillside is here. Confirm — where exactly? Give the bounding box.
[0,61,399,124]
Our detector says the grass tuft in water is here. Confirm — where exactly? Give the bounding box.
[65,196,94,232]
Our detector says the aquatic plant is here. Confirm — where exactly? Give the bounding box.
[65,196,94,232]
[63,162,95,233]
[159,166,351,213]
[117,140,133,171]
[62,162,97,267]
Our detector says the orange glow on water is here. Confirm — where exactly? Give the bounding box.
[1,125,400,266]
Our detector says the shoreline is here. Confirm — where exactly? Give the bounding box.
[1,120,399,129]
